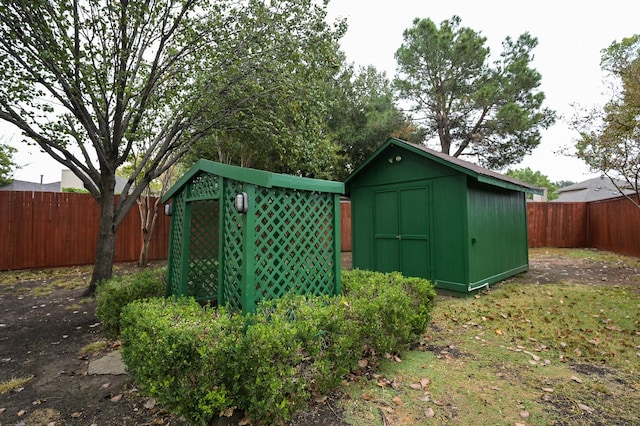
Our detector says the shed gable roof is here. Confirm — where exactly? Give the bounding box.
[345,138,543,195]
[163,159,344,202]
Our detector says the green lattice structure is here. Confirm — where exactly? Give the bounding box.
[161,160,344,313]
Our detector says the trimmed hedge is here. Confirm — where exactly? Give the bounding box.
[95,267,166,337]
[119,269,436,425]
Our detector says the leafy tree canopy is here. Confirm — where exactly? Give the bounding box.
[326,63,425,180]
[394,16,556,169]
[571,34,640,208]
[0,0,345,291]
[506,167,558,200]
[0,141,18,186]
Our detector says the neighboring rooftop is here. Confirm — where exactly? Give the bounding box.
[0,179,60,192]
[554,176,636,202]
[0,169,129,193]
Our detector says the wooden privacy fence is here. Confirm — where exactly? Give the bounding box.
[0,191,170,271]
[3,192,639,271]
[341,197,640,258]
[527,195,640,258]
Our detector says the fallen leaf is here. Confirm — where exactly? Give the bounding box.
[420,378,431,387]
[32,399,42,405]
[542,387,554,393]
[144,398,157,409]
[71,412,82,418]
[392,396,403,406]
[410,383,423,390]
[238,417,252,425]
[101,382,111,389]
[314,395,328,404]
[362,393,373,401]
[433,399,444,406]
[0,408,5,415]
[393,355,402,363]
[528,360,538,365]
[571,375,583,384]
[220,407,236,417]
[574,349,583,356]
[520,410,530,418]
[495,328,503,335]
[110,394,123,403]
[578,403,594,413]
[488,386,500,391]
[358,359,368,369]
[425,407,435,418]
[417,394,430,402]
[17,409,26,417]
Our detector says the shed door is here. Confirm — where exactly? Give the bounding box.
[373,186,430,278]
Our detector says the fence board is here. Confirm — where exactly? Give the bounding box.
[527,202,588,248]
[1,191,170,271]
[588,195,640,258]
[340,201,351,252]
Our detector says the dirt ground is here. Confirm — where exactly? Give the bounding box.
[1,249,639,426]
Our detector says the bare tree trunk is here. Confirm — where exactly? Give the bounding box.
[137,193,160,267]
[86,188,117,295]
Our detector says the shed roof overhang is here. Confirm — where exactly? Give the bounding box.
[162,160,344,203]
[344,138,543,196]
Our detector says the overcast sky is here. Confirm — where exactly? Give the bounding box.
[4,0,639,184]
[326,0,639,183]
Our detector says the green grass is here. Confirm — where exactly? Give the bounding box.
[80,340,109,354]
[0,375,34,395]
[340,255,640,425]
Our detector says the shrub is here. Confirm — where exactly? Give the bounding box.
[121,297,245,425]
[119,270,436,425]
[342,269,436,355]
[95,267,166,337]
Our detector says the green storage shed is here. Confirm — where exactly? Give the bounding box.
[162,160,344,312]
[344,138,542,295]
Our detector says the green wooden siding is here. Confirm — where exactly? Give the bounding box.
[466,182,529,290]
[346,138,532,295]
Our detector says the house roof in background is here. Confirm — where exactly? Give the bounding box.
[0,180,60,192]
[0,173,129,193]
[553,176,636,202]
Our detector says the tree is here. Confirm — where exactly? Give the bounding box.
[327,64,425,179]
[0,141,19,186]
[0,0,345,293]
[394,16,556,169]
[571,35,640,208]
[506,167,558,200]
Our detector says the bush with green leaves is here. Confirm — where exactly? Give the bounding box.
[119,270,436,425]
[121,298,244,425]
[95,267,166,337]
[342,269,437,355]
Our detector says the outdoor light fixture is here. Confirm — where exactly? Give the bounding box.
[164,203,173,216]
[235,192,248,213]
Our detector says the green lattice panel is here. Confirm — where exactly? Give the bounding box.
[190,173,220,199]
[222,180,244,311]
[187,199,220,300]
[254,188,336,304]
[167,192,185,296]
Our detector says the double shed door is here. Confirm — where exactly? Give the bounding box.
[373,185,431,279]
